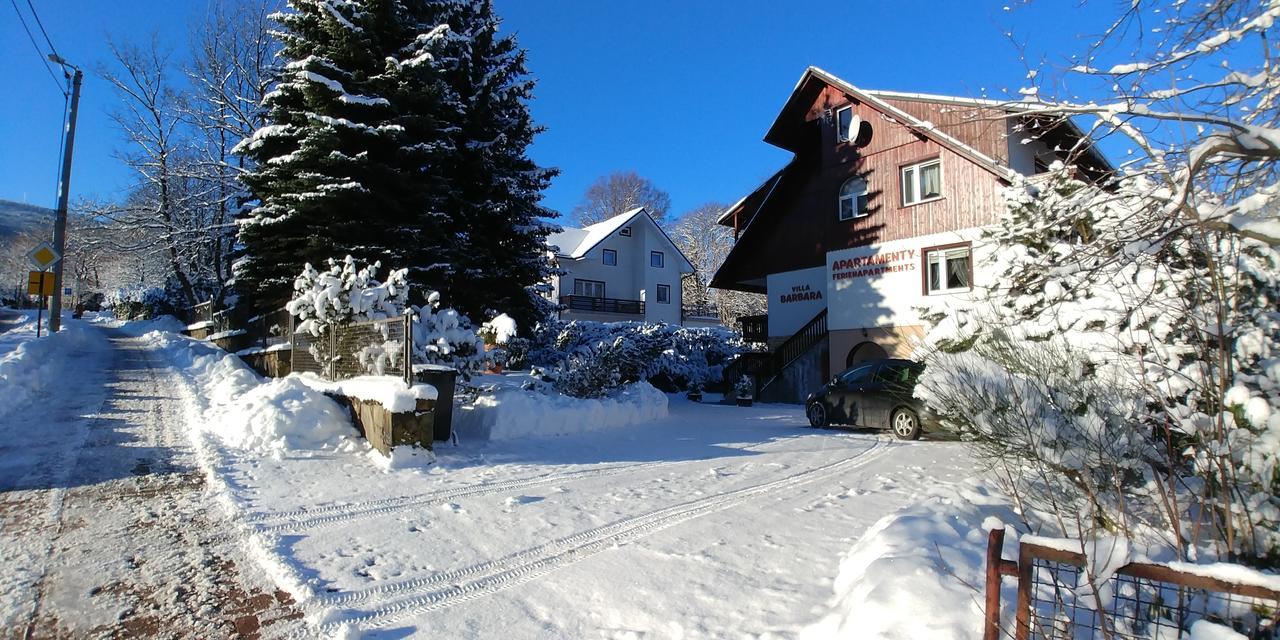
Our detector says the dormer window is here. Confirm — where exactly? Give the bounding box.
[836,106,853,142]
[838,177,869,221]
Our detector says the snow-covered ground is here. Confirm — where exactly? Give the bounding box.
[179,357,981,636]
[0,311,302,636]
[3,313,1000,638]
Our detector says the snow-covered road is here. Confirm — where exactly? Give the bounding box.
[2,316,980,638]
[226,389,974,637]
[0,320,302,637]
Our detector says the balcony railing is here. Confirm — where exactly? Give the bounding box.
[681,303,719,320]
[738,314,768,342]
[560,295,644,315]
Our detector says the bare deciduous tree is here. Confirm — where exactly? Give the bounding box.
[668,202,766,325]
[571,171,671,226]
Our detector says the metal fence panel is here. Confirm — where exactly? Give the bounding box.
[291,314,411,384]
[988,533,1280,640]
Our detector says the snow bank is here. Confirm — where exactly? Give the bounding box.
[145,330,359,456]
[0,321,108,421]
[802,481,1022,640]
[454,381,667,441]
[103,314,187,336]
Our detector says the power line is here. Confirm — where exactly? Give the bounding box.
[7,0,65,95]
[24,0,58,58]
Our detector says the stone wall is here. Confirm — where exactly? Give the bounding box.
[326,394,435,455]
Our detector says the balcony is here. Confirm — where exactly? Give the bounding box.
[681,303,719,321]
[739,314,768,342]
[560,295,644,315]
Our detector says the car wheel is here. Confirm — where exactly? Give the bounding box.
[807,402,827,428]
[890,407,921,440]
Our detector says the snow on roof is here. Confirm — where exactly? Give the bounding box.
[716,161,793,225]
[864,89,1040,111]
[546,207,695,273]
[546,207,645,258]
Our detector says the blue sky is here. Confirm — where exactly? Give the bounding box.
[1,1,1114,219]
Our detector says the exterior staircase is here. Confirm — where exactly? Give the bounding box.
[723,309,828,404]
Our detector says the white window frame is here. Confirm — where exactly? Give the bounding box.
[602,248,617,266]
[650,251,664,268]
[573,278,605,298]
[619,227,632,237]
[838,177,869,221]
[656,284,670,304]
[836,106,853,143]
[924,245,972,295]
[901,158,943,206]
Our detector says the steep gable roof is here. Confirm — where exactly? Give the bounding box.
[766,67,1020,183]
[546,207,695,273]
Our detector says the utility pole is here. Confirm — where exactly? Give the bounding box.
[48,59,82,333]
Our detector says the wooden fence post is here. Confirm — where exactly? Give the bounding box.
[1015,539,1034,640]
[984,527,1006,640]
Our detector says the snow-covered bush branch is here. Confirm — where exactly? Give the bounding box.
[917,168,1280,567]
[408,292,491,377]
[527,320,746,398]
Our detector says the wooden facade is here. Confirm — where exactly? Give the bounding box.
[713,79,1010,293]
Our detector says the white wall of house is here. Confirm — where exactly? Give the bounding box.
[766,266,827,338]
[825,227,989,332]
[1007,120,1058,176]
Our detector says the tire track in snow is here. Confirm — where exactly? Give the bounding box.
[253,460,677,534]
[316,439,893,631]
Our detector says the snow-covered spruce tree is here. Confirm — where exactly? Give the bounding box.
[236,0,453,315]
[419,0,558,332]
[916,169,1280,567]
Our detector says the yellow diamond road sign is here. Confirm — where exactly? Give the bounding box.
[27,243,60,270]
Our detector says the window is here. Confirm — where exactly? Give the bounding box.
[901,159,942,205]
[602,249,617,266]
[836,106,853,142]
[656,284,670,304]
[619,227,632,237]
[839,177,870,221]
[573,279,605,298]
[836,363,877,387]
[873,363,922,386]
[650,251,664,268]
[924,245,972,294]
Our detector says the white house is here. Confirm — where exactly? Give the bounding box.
[545,207,704,325]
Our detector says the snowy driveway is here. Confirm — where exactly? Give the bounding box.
[229,393,974,637]
[0,321,302,637]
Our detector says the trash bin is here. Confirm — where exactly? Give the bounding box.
[413,365,458,441]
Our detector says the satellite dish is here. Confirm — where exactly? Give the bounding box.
[853,120,874,147]
[845,114,862,143]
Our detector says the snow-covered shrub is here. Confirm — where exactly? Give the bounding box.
[287,255,409,337]
[916,170,1280,567]
[479,313,517,346]
[541,320,746,392]
[734,375,754,400]
[104,285,172,320]
[286,256,409,375]
[408,292,492,377]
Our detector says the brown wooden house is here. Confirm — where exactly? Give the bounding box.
[713,67,1110,403]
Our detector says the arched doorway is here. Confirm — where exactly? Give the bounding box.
[845,341,887,368]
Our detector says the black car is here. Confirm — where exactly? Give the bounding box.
[804,358,937,440]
